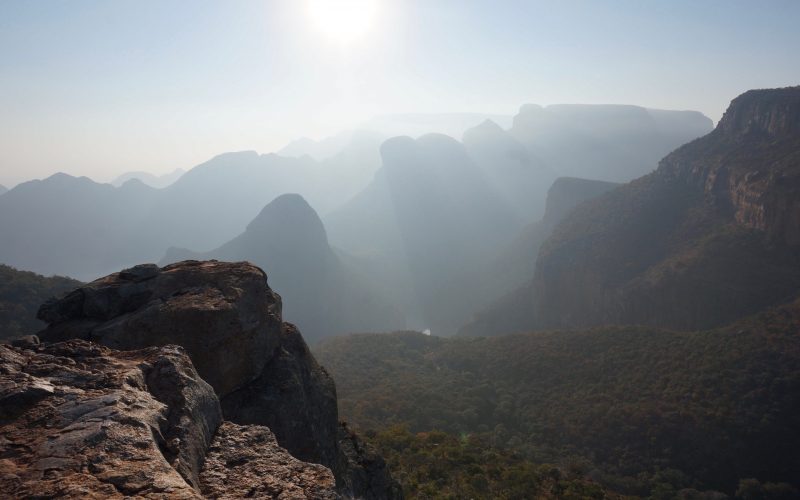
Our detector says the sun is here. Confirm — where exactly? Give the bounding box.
[306,0,379,45]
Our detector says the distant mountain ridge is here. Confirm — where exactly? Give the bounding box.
[511,104,713,182]
[0,101,714,337]
[111,168,185,188]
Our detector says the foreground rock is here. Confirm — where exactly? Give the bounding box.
[36,260,401,498]
[0,340,338,499]
[37,260,282,397]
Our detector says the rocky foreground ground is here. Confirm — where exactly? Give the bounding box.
[0,260,401,499]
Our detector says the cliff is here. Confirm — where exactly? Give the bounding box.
[30,260,401,499]
[458,177,620,336]
[529,86,800,331]
[463,87,800,335]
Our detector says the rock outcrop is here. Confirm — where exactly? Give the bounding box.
[0,339,338,499]
[37,260,282,398]
[471,87,800,335]
[34,260,400,498]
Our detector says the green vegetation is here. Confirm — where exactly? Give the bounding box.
[315,299,800,497]
[366,425,622,499]
[0,264,81,339]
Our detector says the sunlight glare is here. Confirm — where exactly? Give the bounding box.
[306,0,379,45]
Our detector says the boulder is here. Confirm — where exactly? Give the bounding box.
[38,260,283,397]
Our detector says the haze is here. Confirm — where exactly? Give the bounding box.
[1,0,799,187]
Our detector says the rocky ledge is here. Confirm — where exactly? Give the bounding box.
[13,260,399,499]
[0,339,338,499]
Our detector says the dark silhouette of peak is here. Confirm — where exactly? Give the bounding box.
[246,193,327,246]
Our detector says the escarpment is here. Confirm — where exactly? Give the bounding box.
[28,260,400,499]
[464,87,800,335]
[531,86,800,331]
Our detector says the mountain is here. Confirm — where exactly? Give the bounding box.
[315,295,800,496]
[160,194,404,341]
[278,129,385,162]
[0,135,385,281]
[31,260,401,498]
[363,112,514,140]
[111,168,186,188]
[0,174,161,279]
[516,87,800,333]
[0,184,7,195]
[327,134,522,334]
[461,177,621,335]
[462,119,556,220]
[0,264,81,340]
[511,104,713,182]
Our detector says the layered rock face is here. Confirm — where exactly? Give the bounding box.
[664,86,800,246]
[33,260,400,499]
[0,339,338,499]
[526,87,800,332]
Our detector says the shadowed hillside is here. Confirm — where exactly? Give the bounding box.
[0,264,81,340]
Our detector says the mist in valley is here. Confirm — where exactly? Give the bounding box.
[1,2,800,499]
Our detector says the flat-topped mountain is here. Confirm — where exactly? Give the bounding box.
[510,104,713,182]
[30,260,401,498]
[472,87,800,334]
[161,194,404,341]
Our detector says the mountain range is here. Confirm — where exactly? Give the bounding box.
[463,86,800,336]
[0,101,714,338]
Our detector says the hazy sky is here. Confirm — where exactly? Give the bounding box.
[1,0,799,187]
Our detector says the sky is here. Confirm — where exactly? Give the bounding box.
[1,0,799,187]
